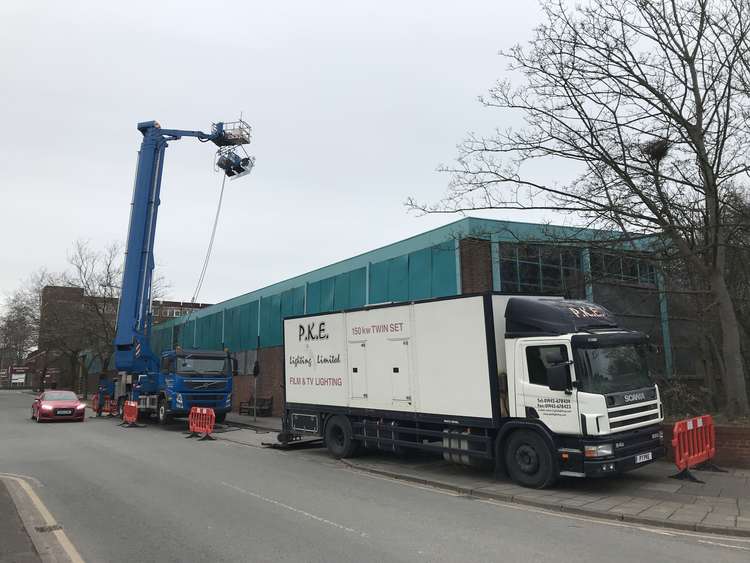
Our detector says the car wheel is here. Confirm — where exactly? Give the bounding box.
[504,430,557,489]
[157,400,172,425]
[324,415,359,459]
[30,409,35,420]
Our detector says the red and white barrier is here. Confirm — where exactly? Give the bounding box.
[670,414,723,481]
[186,407,216,440]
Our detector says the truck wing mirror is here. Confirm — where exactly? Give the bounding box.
[548,364,571,392]
[231,358,238,377]
[252,361,260,377]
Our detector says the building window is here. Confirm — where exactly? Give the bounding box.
[498,243,583,297]
[591,252,655,286]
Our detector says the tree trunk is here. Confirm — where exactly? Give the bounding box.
[711,270,750,416]
[67,354,79,391]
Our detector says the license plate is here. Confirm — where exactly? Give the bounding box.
[57,409,72,415]
[635,452,652,464]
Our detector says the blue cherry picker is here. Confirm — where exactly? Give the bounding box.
[98,119,254,424]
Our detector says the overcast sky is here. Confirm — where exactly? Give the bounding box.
[1,1,553,306]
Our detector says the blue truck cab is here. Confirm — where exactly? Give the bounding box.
[131,348,234,425]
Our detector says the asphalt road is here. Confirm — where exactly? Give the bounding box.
[1,390,748,563]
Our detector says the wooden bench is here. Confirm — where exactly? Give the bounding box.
[239,397,273,417]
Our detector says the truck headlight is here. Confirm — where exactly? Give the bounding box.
[175,393,183,407]
[584,444,613,458]
[651,430,664,442]
[225,394,231,406]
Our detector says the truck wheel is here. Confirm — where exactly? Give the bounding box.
[215,412,226,424]
[504,430,558,489]
[325,415,359,458]
[157,400,172,425]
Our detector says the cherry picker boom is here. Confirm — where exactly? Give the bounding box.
[103,119,253,424]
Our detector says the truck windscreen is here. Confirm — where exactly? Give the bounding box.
[573,341,653,394]
[176,356,226,375]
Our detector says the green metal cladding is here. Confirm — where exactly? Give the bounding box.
[149,216,650,355]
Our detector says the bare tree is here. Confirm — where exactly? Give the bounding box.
[0,293,35,370]
[1,240,172,392]
[58,240,170,392]
[410,0,750,415]
[1,269,65,370]
[67,241,124,388]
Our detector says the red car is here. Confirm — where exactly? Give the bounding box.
[31,390,86,422]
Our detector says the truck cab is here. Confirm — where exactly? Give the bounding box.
[502,297,665,482]
[131,348,234,424]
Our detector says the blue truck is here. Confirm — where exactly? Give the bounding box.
[106,119,254,424]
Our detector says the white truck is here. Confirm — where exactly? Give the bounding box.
[281,294,665,488]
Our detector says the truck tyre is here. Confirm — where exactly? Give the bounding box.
[325,415,359,459]
[215,412,226,424]
[157,399,172,425]
[504,430,558,489]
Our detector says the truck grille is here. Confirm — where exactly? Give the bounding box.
[608,400,660,430]
[183,380,226,391]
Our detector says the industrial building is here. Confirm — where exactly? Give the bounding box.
[150,217,685,416]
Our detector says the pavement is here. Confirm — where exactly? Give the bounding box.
[0,479,40,563]
[225,411,282,432]
[341,455,750,536]
[4,390,750,562]
[223,410,750,537]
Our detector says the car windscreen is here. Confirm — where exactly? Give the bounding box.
[44,391,77,401]
[176,355,226,375]
[573,336,654,395]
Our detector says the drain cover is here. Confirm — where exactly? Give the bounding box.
[35,524,62,533]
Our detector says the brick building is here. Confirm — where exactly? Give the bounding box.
[27,285,211,391]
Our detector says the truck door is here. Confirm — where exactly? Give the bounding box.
[348,341,368,399]
[520,342,580,435]
[389,339,412,405]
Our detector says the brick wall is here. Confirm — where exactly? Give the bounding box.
[459,238,492,294]
[661,423,750,469]
[232,346,285,416]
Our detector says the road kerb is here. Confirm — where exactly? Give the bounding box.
[340,460,750,538]
[0,473,85,562]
